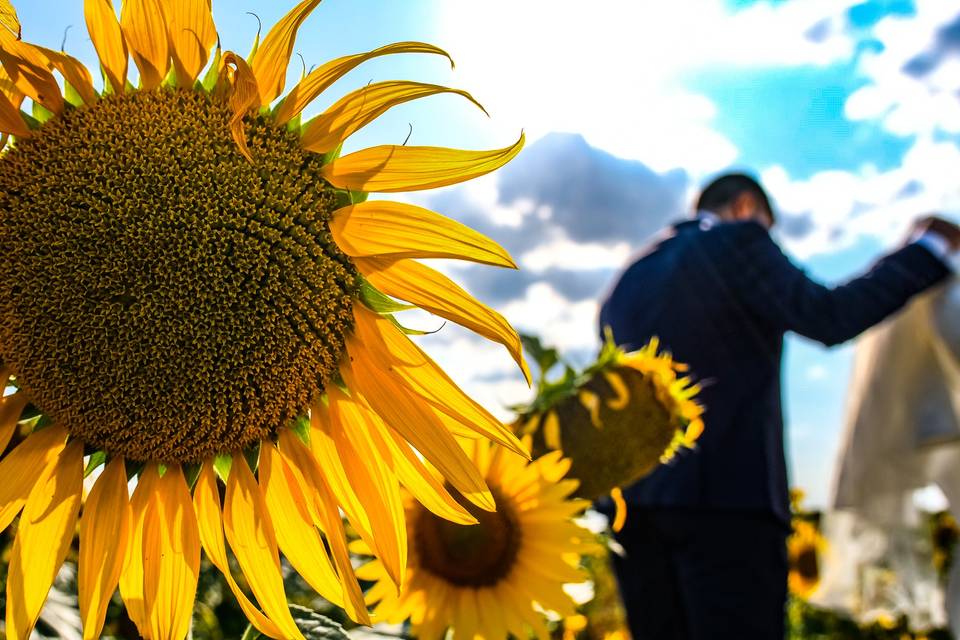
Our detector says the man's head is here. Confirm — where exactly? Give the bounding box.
[695,173,775,229]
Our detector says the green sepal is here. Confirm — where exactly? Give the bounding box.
[213,453,233,481]
[124,459,145,480]
[84,451,107,477]
[31,101,53,125]
[201,47,222,93]
[520,333,561,381]
[183,462,203,489]
[243,440,261,474]
[64,81,84,108]
[157,463,168,477]
[348,189,368,204]
[290,415,311,446]
[162,65,178,88]
[359,278,415,314]
[387,313,441,336]
[19,110,41,131]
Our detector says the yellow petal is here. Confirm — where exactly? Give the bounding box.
[330,200,515,268]
[302,80,485,154]
[142,465,200,640]
[193,463,285,639]
[274,41,453,125]
[610,486,627,533]
[341,349,495,512]
[118,465,158,636]
[307,398,373,542]
[0,424,68,533]
[84,0,128,93]
[120,0,170,90]
[0,90,27,137]
[277,430,371,625]
[223,452,305,640]
[219,51,259,161]
[350,390,476,525]
[0,392,27,454]
[36,46,97,106]
[5,440,83,639]
[166,0,216,87]
[79,458,130,640]
[0,63,24,104]
[0,0,20,40]
[352,304,528,455]
[357,256,530,384]
[320,132,524,193]
[250,0,320,105]
[327,387,406,587]
[258,443,344,605]
[543,410,562,450]
[0,37,64,115]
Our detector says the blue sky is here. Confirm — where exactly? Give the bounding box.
[13,0,960,507]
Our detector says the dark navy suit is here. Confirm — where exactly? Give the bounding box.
[598,218,950,639]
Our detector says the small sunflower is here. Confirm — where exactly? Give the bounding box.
[788,519,826,599]
[358,439,599,640]
[515,333,703,503]
[0,1,528,638]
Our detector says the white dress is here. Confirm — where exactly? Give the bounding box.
[819,279,960,631]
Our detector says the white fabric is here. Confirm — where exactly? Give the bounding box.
[818,279,960,630]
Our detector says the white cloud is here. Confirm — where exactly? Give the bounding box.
[807,364,830,381]
[501,282,600,354]
[845,2,960,136]
[436,0,857,176]
[520,236,632,273]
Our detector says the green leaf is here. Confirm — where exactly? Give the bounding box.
[359,279,415,314]
[64,81,84,108]
[201,47,222,93]
[240,624,262,640]
[290,415,311,446]
[243,440,261,474]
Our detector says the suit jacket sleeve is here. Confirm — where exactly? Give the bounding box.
[724,222,951,347]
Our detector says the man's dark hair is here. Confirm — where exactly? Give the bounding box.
[695,173,774,223]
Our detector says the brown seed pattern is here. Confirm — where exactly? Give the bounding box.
[0,89,358,463]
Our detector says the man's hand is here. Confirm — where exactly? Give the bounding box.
[912,215,960,252]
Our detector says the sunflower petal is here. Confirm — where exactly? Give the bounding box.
[302,80,485,154]
[327,387,406,587]
[84,0,128,93]
[36,46,97,106]
[258,443,344,605]
[0,90,27,137]
[321,132,524,192]
[0,392,27,453]
[277,431,371,625]
[219,51,259,160]
[307,398,373,542]
[0,0,20,40]
[330,200,515,268]
[166,0,216,86]
[351,390,476,525]
[142,465,200,640]
[193,463,285,639]
[223,452,305,640]
[79,458,130,640]
[250,0,321,105]
[358,257,530,384]
[341,349,495,512]
[352,304,528,455]
[0,424,68,533]
[120,0,170,90]
[118,465,158,636]
[5,440,83,639]
[274,41,452,125]
[0,38,64,114]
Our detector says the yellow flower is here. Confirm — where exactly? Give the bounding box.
[519,335,703,502]
[788,519,826,599]
[0,2,527,638]
[358,440,599,640]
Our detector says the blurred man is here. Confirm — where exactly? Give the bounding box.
[598,173,960,640]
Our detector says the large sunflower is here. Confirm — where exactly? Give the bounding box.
[0,1,528,639]
[358,439,599,640]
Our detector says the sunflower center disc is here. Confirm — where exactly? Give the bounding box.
[795,547,819,581]
[0,89,358,463]
[414,487,521,587]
